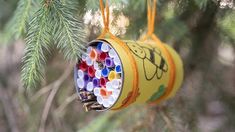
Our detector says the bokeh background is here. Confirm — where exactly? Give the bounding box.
[0,0,234,132]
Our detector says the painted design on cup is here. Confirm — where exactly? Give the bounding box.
[126,42,168,80]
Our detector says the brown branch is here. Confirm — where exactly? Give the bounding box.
[0,85,20,132]
[38,64,73,132]
[55,93,77,117]
[31,84,54,102]
[159,109,175,132]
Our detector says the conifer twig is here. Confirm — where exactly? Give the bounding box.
[21,6,52,89]
[4,0,35,40]
[21,0,85,89]
[52,0,86,60]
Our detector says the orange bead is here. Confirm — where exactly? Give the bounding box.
[89,49,98,60]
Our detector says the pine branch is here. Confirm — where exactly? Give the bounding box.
[86,0,100,11]
[21,0,86,89]
[51,1,85,60]
[21,6,52,89]
[4,0,37,40]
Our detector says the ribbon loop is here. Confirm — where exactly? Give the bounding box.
[142,0,157,41]
[98,0,139,110]
[141,0,177,104]
[147,0,156,36]
[99,0,110,38]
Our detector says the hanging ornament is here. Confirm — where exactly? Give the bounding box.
[74,0,183,111]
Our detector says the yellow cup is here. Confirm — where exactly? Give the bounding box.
[87,38,183,110]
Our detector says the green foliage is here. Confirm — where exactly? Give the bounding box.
[21,7,52,90]
[7,0,33,38]
[157,17,189,43]
[1,0,38,44]
[0,0,18,28]
[194,0,210,9]
[51,0,85,60]
[218,10,235,44]
[86,0,100,11]
[21,0,85,89]
[86,0,127,11]
[122,0,147,39]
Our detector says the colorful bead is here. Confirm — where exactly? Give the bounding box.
[101,67,110,77]
[79,61,88,71]
[88,66,96,77]
[100,77,107,87]
[92,78,100,87]
[105,57,114,67]
[101,43,110,52]
[75,41,123,109]
[99,52,108,62]
[115,65,122,73]
[108,71,116,81]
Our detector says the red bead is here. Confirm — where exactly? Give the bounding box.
[100,77,107,87]
[79,61,88,71]
[88,66,96,77]
[98,52,108,62]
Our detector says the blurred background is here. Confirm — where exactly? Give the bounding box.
[0,0,234,132]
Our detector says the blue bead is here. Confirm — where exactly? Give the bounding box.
[115,65,122,73]
[97,42,103,51]
[101,67,109,77]
[92,78,100,87]
[84,74,90,82]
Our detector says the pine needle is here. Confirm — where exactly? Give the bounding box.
[51,1,86,60]
[21,1,86,89]
[21,7,52,90]
[4,0,37,41]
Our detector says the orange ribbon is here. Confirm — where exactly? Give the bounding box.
[141,0,176,104]
[98,0,139,110]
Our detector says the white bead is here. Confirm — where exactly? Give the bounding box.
[101,43,110,52]
[113,56,121,65]
[113,90,121,98]
[111,79,122,89]
[95,70,102,79]
[108,95,116,104]
[87,46,93,54]
[93,87,100,96]
[97,96,103,105]
[108,48,117,58]
[86,82,94,91]
[103,99,111,108]
[82,54,87,61]
[86,56,93,66]
[106,81,114,91]
[77,69,84,78]
[77,78,85,89]
[93,62,100,70]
